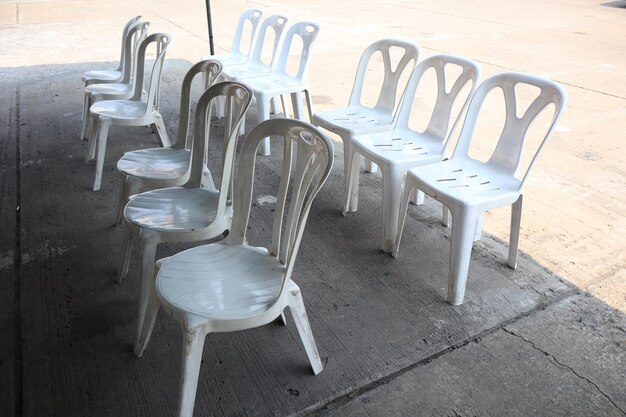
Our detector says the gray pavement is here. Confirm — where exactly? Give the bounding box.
[0,1,624,416]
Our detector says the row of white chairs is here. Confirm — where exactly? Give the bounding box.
[80,16,172,191]
[312,39,567,305]
[82,23,333,415]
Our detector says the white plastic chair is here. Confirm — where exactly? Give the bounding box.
[312,39,420,174]
[393,72,567,305]
[200,9,263,68]
[80,21,149,140]
[80,16,141,87]
[241,21,320,156]
[86,33,171,191]
[347,54,480,252]
[118,81,252,349]
[114,60,223,224]
[220,14,289,80]
[134,118,333,417]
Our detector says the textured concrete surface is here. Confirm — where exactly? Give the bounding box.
[0,1,624,416]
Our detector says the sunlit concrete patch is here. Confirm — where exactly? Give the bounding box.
[0,241,72,270]
[255,195,277,206]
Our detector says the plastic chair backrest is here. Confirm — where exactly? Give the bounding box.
[248,15,289,71]
[131,33,171,109]
[226,119,333,295]
[172,60,223,150]
[185,82,252,219]
[395,54,481,147]
[229,9,263,60]
[273,21,320,81]
[348,39,420,113]
[117,16,142,72]
[119,21,149,84]
[452,72,567,186]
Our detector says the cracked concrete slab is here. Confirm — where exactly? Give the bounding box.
[320,294,625,417]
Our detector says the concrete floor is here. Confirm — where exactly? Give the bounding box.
[0,1,624,416]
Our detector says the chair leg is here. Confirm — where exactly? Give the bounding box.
[447,208,479,306]
[364,158,378,174]
[85,114,98,162]
[116,224,135,282]
[291,92,305,121]
[273,311,288,326]
[303,90,314,122]
[176,326,206,417]
[115,175,128,225]
[116,176,141,225]
[508,195,523,269]
[381,166,403,253]
[474,213,484,242]
[442,205,451,228]
[342,142,360,215]
[410,189,425,205]
[256,98,271,156]
[151,112,170,147]
[80,94,91,140]
[92,117,111,191]
[133,280,160,357]
[136,238,158,343]
[288,286,325,375]
[391,180,414,258]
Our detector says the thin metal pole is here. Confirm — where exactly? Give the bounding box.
[205,0,215,55]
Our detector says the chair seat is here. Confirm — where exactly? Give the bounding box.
[244,73,306,96]
[85,82,133,96]
[156,243,286,320]
[312,106,393,137]
[90,100,148,120]
[82,69,121,83]
[117,148,190,180]
[407,159,522,208]
[125,187,222,232]
[352,128,444,167]
[225,62,272,80]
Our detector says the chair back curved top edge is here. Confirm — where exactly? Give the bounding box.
[117,16,142,73]
[131,33,172,111]
[249,15,289,72]
[452,71,568,186]
[274,21,320,82]
[348,39,421,114]
[230,9,264,59]
[394,53,481,148]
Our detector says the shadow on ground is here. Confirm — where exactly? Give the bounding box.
[0,60,623,417]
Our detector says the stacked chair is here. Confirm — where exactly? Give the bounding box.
[80,15,141,88]
[80,19,149,141]
[114,60,223,223]
[209,10,321,156]
[79,17,172,191]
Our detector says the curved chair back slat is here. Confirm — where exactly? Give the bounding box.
[274,21,320,82]
[173,60,223,150]
[185,82,252,220]
[117,16,142,72]
[349,39,420,114]
[226,119,334,296]
[230,9,264,60]
[451,72,568,186]
[395,54,481,147]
